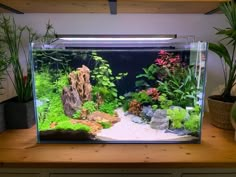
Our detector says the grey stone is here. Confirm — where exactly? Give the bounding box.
[140,106,154,122]
[150,122,169,130]
[150,109,169,130]
[131,115,144,124]
[124,111,129,116]
[153,109,167,118]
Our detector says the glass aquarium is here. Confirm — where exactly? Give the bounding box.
[31,35,207,143]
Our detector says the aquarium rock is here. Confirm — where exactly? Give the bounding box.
[69,65,92,102]
[131,115,144,124]
[150,109,169,130]
[61,86,82,117]
[165,129,190,136]
[140,106,154,121]
[88,111,120,124]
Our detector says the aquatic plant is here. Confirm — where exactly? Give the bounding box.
[54,120,91,132]
[72,110,81,119]
[35,69,54,98]
[35,68,72,130]
[132,91,152,105]
[99,121,112,129]
[184,114,200,133]
[159,94,173,110]
[158,66,198,108]
[167,108,187,129]
[54,71,69,93]
[146,88,159,101]
[82,101,97,114]
[128,99,142,116]
[155,50,182,73]
[99,101,117,115]
[135,64,159,89]
[91,52,128,102]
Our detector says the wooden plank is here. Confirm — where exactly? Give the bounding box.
[117,1,222,14]
[0,113,236,168]
[0,0,109,13]
[0,0,227,13]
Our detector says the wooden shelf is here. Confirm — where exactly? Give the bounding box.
[0,0,227,14]
[0,113,236,168]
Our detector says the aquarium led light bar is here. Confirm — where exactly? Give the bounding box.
[60,37,174,41]
[58,35,177,41]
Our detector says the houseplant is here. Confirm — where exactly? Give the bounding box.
[0,44,9,132]
[208,1,236,130]
[0,15,55,129]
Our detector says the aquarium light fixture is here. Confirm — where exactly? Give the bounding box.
[59,35,177,41]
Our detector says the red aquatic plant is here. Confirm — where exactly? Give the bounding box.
[146,88,160,101]
[155,50,181,71]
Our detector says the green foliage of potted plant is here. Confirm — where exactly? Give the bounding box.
[208,2,236,130]
[0,44,9,132]
[0,15,55,129]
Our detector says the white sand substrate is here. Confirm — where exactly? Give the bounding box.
[96,108,198,142]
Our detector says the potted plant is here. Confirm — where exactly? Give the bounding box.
[0,15,56,129]
[208,1,236,130]
[0,44,9,132]
[0,16,38,129]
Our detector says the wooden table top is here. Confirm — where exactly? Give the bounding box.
[0,113,236,168]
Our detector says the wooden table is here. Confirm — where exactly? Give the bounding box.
[0,113,236,169]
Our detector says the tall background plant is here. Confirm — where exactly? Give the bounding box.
[0,44,8,95]
[209,1,236,102]
[0,15,55,102]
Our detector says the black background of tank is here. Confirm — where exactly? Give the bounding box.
[33,49,190,95]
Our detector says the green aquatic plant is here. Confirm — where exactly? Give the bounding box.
[159,94,173,110]
[35,69,54,98]
[82,101,97,114]
[135,64,159,89]
[72,110,81,119]
[184,114,200,133]
[132,91,152,105]
[99,101,117,115]
[35,68,72,131]
[91,52,128,102]
[54,120,91,132]
[151,104,158,110]
[158,67,197,108]
[99,121,112,129]
[54,71,69,93]
[167,108,187,129]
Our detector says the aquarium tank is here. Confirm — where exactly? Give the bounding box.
[31,35,207,143]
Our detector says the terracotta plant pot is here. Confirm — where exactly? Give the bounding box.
[230,102,236,141]
[208,96,234,130]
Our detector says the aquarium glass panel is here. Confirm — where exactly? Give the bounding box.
[31,36,207,143]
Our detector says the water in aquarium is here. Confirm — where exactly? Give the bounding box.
[32,35,207,143]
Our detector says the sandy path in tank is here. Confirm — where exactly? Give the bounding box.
[96,108,197,141]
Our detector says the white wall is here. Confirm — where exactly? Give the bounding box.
[0,13,228,102]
